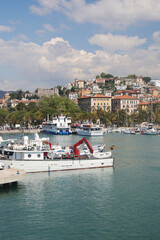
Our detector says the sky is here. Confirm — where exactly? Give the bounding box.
[0,0,160,91]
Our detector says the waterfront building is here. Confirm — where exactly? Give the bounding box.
[111,95,139,114]
[78,94,111,112]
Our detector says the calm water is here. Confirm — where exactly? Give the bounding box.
[0,133,160,240]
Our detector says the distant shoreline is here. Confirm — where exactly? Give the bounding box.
[0,129,42,134]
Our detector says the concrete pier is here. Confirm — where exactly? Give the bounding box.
[0,168,25,185]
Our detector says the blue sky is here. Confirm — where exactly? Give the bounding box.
[0,0,160,91]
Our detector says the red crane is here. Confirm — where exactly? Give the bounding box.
[73,138,94,156]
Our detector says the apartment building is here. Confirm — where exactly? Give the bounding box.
[111,96,139,114]
[78,94,111,112]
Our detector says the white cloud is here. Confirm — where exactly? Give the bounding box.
[89,33,146,53]
[30,0,160,29]
[12,34,30,42]
[148,31,160,51]
[0,25,14,32]
[36,23,55,35]
[0,36,160,90]
[43,24,55,32]
[30,0,60,16]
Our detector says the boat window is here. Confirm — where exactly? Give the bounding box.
[28,154,31,158]
[37,154,41,158]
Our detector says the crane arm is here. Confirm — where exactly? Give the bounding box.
[73,138,93,155]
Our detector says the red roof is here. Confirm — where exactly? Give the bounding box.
[93,94,111,98]
[78,94,110,99]
[112,96,138,100]
[114,90,139,94]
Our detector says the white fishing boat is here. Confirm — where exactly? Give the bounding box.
[0,134,115,173]
[42,115,71,135]
[122,128,135,134]
[77,124,104,136]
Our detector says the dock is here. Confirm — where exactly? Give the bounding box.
[0,168,25,186]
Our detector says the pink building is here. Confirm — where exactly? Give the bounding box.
[95,78,105,86]
[111,95,139,114]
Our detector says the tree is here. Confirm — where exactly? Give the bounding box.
[127,74,137,79]
[100,72,106,78]
[26,102,37,112]
[10,89,23,100]
[38,95,81,119]
[0,109,7,126]
[105,74,113,78]
[142,76,151,84]
[16,102,26,111]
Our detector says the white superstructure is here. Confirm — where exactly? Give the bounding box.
[77,124,104,136]
[42,115,71,135]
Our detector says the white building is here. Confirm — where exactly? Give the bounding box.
[68,92,78,101]
[150,80,160,87]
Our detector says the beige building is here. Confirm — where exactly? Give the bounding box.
[78,89,91,97]
[78,94,111,112]
[36,87,59,98]
[75,79,84,88]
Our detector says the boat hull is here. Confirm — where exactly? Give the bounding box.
[77,130,104,136]
[0,157,114,173]
[43,129,71,135]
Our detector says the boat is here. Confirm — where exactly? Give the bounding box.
[77,124,104,136]
[140,123,157,135]
[122,128,135,134]
[110,128,122,133]
[42,115,71,135]
[70,123,81,134]
[0,136,17,147]
[0,134,115,173]
[141,128,157,135]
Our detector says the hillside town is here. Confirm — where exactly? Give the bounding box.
[0,73,160,128]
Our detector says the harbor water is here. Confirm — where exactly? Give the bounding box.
[0,133,160,240]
